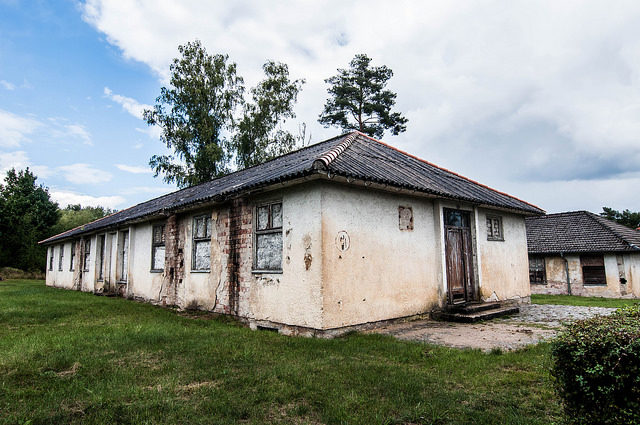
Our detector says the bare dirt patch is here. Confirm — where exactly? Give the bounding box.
[370,304,616,351]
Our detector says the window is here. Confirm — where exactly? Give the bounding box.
[83,240,91,272]
[486,216,503,241]
[119,231,129,282]
[70,241,76,271]
[444,208,470,228]
[254,201,283,271]
[58,244,64,271]
[581,255,606,285]
[192,215,211,271]
[49,248,54,271]
[151,224,166,272]
[98,235,105,280]
[529,256,546,284]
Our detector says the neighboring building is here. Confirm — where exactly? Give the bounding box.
[40,132,543,335]
[526,211,640,298]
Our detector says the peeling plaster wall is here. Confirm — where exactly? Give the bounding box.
[531,252,640,298]
[45,242,74,289]
[241,183,324,329]
[320,183,440,329]
[126,223,165,302]
[476,209,531,302]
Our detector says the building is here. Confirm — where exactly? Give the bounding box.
[526,211,640,298]
[40,132,543,335]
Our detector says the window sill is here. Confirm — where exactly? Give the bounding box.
[150,269,163,273]
[190,270,210,273]
[583,283,607,286]
[530,282,547,285]
[252,269,283,274]
[487,238,505,242]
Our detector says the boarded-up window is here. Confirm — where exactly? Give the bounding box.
[581,255,606,285]
[70,241,76,271]
[58,244,64,271]
[399,206,413,230]
[486,216,503,241]
[151,224,166,271]
[83,240,91,272]
[192,215,211,271]
[255,202,283,271]
[529,256,546,284]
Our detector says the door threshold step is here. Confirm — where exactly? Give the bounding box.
[431,305,520,323]
[445,301,505,314]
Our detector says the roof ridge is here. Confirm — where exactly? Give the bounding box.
[313,131,359,168]
[355,131,545,213]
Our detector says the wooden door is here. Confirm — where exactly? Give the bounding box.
[444,209,475,304]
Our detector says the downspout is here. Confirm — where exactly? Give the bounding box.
[561,252,572,295]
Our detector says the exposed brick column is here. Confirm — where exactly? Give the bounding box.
[161,214,185,306]
[226,198,252,315]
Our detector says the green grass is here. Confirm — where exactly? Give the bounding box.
[1,280,562,424]
[531,294,640,308]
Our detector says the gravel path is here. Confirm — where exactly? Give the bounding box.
[370,304,617,351]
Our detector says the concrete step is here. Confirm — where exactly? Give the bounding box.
[431,305,520,323]
[445,301,505,314]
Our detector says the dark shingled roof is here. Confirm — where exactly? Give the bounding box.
[41,132,543,244]
[526,211,640,254]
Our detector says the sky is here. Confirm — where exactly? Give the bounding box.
[1,0,640,214]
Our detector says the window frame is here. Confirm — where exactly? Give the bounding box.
[48,247,54,271]
[58,244,64,271]
[191,214,212,272]
[486,215,504,241]
[83,239,91,272]
[528,256,546,284]
[70,241,76,271]
[150,223,166,273]
[253,200,283,273]
[97,234,106,281]
[580,255,607,286]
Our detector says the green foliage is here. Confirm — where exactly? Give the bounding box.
[145,40,307,187]
[49,204,112,236]
[0,168,59,271]
[318,53,408,138]
[532,294,640,308]
[145,40,245,188]
[600,207,640,229]
[551,305,640,425]
[233,61,305,169]
[1,280,562,424]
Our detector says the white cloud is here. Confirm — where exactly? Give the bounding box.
[0,80,15,90]
[0,151,52,178]
[120,185,171,195]
[104,86,151,120]
[63,124,93,145]
[115,163,152,174]
[50,190,125,209]
[0,109,41,148]
[58,163,112,184]
[83,0,640,212]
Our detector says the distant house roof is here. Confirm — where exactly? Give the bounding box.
[41,132,543,245]
[526,211,640,254]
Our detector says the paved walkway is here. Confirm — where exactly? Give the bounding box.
[370,304,616,351]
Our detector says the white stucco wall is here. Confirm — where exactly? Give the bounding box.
[532,252,640,298]
[241,183,324,329]
[476,208,531,301]
[320,183,440,329]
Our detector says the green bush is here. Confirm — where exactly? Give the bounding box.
[0,267,45,280]
[551,305,640,425]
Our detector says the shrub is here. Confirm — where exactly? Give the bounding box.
[551,305,640,425]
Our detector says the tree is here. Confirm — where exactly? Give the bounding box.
[600,207,640,229]
[50,204,113,236]
[0,168,59,271]
[145,40,307,187]
[233,61,305,169]
[318,53,408,138]
[144,40,244,188]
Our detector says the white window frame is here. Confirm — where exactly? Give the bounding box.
[253,201,283,273]
[151,223,166,272]
[486,215,504,241]
[191,214,212,272]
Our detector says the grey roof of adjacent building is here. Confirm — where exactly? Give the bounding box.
[41,132,544,244]
[526,211,640,254]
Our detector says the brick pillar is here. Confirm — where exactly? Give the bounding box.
[162,214,185,306]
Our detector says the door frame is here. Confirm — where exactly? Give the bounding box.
[443,208,477,304]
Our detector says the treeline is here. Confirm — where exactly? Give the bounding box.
[0,168,112,271]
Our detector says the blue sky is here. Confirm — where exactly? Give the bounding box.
[1,0,640,213]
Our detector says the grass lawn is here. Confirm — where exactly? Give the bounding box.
[531,294,640,308]
[1,280,562,425]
